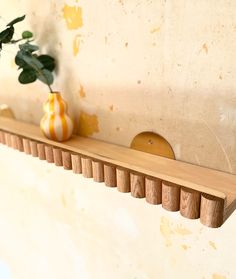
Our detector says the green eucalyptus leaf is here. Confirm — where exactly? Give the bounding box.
[18,69,37,84]
[16,51,44,70]
[37,69,54,85]
[19,43,39,53]
[7,15,25,26]
[0,26,14,43]
[38,55,55,71]
[22,30,33,39]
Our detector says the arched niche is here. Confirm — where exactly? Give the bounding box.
[130,131,175,159]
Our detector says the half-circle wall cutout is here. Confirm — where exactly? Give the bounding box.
[130,132,175,159]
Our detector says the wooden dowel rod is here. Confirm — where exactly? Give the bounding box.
[200,194,224,228]
[22,138,31,155]
[16,135,24,152]
[53,148,63,166]
[30,140,38,157]
[0,131,6,144]
[45,145,54,163]
[180,187,201,219]
[104,164,116,187]
[71,154,82,173]
[5,133,12,147]
[37,143,46,160]
[62,151,72,170]
[81,157,93,178]
[130,172,145,198]
[145,176,162,205]
[116,167,130,193]
[162,181,180,211]
[92,160,104,182]
[11,135,18,149]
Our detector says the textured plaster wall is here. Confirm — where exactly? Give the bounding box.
[0,0,236,173]
[0,1,236,279]
[0,145,235,279]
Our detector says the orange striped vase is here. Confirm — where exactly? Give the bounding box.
[40,92,74,142]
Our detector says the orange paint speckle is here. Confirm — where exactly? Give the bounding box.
[181,244,189,250]
[150,27,160,34]
[212,274,227,279]
[79,85,86,98]
[78,111,99,137]
[209,241,217,250]
[200,43,208,54]
[73,34,81,56]
[62,4,83,30]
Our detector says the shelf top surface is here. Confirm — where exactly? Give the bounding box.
[1,116,236,200]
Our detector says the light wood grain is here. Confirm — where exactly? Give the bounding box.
[81,157,93,178]
[11,134,18,149]
[37,143,46,160]
[180,187,201,219]
[71,154,82,173]
[162,181,180,211]
[16,135,24,152]
[1,117,236,225]
[45,145,54,163]
[62,151,72,170]
[22,138,31,155]
[116,167,130,193]
[53,148,63,166]
[104,164,116,187]
[30,141,38,157]
[0,131,6,144]
[130,173,145,198]
[200,194,224,228]
[5,133,12,147]
[92,160,104,182]
[145,176,162,205]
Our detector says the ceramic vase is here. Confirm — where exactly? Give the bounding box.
[40,92,74,141]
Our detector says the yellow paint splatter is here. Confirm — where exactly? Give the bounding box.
[109,105,114,111]
[212,274,227,279]
[73,34,81,56]
[78,111,99,137]
[79,85,86,98]
[160,217,192,247]
[150,27,160,33]
[175,225,192,236]
[61,194,67,208]
[160,217,173,247]
[209,241,217,250]
[62,4,83,30]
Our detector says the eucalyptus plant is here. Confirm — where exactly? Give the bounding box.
[15,42,56,93]
[0,15,27,50]
[0,15,56,93]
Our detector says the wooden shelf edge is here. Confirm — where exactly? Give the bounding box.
[0,116,236,227]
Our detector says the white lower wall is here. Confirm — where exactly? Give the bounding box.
[0,145,235,279]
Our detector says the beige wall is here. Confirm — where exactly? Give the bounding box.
[0,1,236,278]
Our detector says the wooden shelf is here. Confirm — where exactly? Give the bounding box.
[0,116,236,228]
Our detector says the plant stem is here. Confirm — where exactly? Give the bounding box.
[48,84,53,93]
